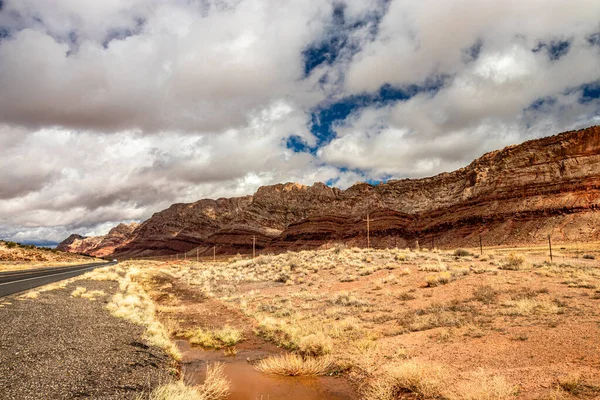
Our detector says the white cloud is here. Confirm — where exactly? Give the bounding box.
[0,0,599,242]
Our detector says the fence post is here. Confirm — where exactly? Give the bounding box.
[479,234,483,256]
[548,235,553,262]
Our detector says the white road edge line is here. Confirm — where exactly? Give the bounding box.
[0,264,112,287]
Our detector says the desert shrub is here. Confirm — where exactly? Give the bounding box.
[473,285,498,304]
[454,249,473,257]
[6,241,17,249]
[499,253,527,270]
[298,332,333,356]
[501,299,561,316]
[419,262,448,272]
[187,326,243,348]
[275,270,290,283]
[363,361,448,400]
[339,274,357,282]
[426,271,453,287]
[145,363,229,400]
[332,291,368,307]
[254,354,332,376]
[558,373,581,393]
[582,254,595,260]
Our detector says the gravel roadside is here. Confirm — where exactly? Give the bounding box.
[0,279,173,399]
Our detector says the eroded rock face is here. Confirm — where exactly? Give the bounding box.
[56,223,139,257]
[59,125,600,257]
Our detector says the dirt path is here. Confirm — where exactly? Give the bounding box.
[0,280,172,399]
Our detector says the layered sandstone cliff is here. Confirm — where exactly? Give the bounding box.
[58,125,600,257]
[57,222,139,257]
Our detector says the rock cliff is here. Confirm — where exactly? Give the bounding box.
[56,223,139,257]
[58,125,600,257]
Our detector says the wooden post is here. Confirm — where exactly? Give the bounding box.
[432,236,434,250]
[196,248,199,263]
[548,235,553,262]
[363,204,371,249]
[479,234,483,256]
[176,254,178,260]
[253,235,256,259]
[184,252,187,261]
[213,246,216,262]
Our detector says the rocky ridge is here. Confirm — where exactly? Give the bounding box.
[58,125,600,258]
[57,223,139,257]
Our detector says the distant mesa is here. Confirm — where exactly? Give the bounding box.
[57,125,600,258]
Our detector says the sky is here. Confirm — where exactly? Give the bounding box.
[0,0,599,244]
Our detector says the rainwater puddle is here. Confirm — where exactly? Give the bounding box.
[177,340,357,400]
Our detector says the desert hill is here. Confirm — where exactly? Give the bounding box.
[58,125,600,258]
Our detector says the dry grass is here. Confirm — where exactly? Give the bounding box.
[186,326,243,349]
[106,266,181,360]
[70,286,106,300]
[127,245,600,400]
[501,298,561,316]
[453,370,517,400]
[499,253,527,270]
[142,363,229,400]
[364,361,449,400]
[254,353,333,376]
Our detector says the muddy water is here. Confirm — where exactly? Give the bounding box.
[178,340,357,400]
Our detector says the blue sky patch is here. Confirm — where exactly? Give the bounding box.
[462,39,482,63]
[533,39,571,61]
[289,76,448,154]
[526,96,557,112]
[302,1,389,77]
[580,81,600,103]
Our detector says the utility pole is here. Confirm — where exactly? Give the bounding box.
[253,235,256,259]
[548,235,553,262]
[363,204,371,249]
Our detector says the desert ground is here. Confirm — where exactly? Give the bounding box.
[2,244,600,399]
[0,240,100,272]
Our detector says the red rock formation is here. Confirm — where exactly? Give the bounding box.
[58,125,600,257]
[57,223,139,257]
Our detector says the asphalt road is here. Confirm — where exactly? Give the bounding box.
[0,261,116,298]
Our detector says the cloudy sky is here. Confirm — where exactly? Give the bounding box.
[1,0,599,244]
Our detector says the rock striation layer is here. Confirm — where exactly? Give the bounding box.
[58,126,600,258]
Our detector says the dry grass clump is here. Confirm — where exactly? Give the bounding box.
[499,253,527,270]
[454,249,473,257]
[473,285,498,304]
[501,298,561,316]
[254,353,333,376]
[82,268,121,281]
[18,290,40,299]
[420,261,448,272]
[186,326,244,349]
[426,271,453,287]
[332,291,369,307]
[71,286,106,300]
[454,369,517,400]
[143,363,229,400]
[364,361,449,400]
[397,302,473,332]
[298,332,333,356]
[558,373,581,393]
